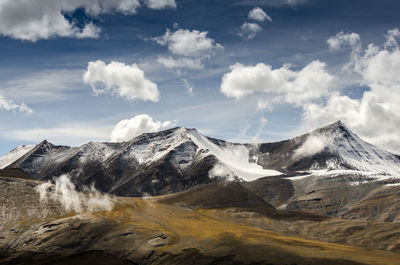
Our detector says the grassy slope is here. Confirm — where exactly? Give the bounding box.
[2,179,400,265]
[90,198,400,265]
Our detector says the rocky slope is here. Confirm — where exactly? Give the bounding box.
[2,175,400,265]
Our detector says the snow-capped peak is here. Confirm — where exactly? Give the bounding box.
[294,121,400,177]
[0,145,35,169]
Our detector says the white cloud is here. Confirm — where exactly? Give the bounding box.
[208,163,237,181]
[238,22,262,40]
[83,60,159,102]
[156,56,203,69]
[0,0,176,41]
[153,28,223,57]
[293,133,334,157]
[0,93,32,115]
[327,32,361,51]
[248,7,272,22]
[144,0,176,9]
[110,114,174,142]
[35,174,114,213]
[220,60,334,107]
[76,23,102,39]
[302,29,400,153]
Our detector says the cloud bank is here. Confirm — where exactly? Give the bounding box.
[111,114,173,142]
[303,29,400,153]
[220,60,334,108]
[83,60,159,102]
[0,0,176,41]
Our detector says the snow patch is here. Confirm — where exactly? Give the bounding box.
[385,183,400,187]
[0,145,34,169]
[188,129,281,181]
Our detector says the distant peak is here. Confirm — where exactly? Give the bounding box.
[38,140,53,146]
[319,120,351,133]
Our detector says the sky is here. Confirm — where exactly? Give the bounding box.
[1,0,400,155]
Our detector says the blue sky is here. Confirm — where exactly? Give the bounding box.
[1,0,400,155]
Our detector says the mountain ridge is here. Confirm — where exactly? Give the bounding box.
[2,121,400,201]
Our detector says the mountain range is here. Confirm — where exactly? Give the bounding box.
[1,121,400,264]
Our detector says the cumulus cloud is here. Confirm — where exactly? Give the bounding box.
[248,7,272,22]
[303,29,400,153]
[0,0,177,41]
[153,27,223,57]
[144,0,176,9]
[83,60,159,102]
[327,32,361,51]
[110,114,174,142]
[156,56,203,70]
[0,94,33,115]
[35,174,114,212]
[220,60,334,107]
[238,22,262,40]
[153,26,222,72]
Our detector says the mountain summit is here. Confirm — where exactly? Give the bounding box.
[257,121,400,176]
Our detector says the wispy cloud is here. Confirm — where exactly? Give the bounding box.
[1,70,83,104]
[1,122,112,146]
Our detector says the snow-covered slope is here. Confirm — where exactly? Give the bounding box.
[258,121,400,179]
[188,129,281,181]
[0,145,34,169]
[294,121,400,178]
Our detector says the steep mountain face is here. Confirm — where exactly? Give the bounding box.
[258,121,400,177]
